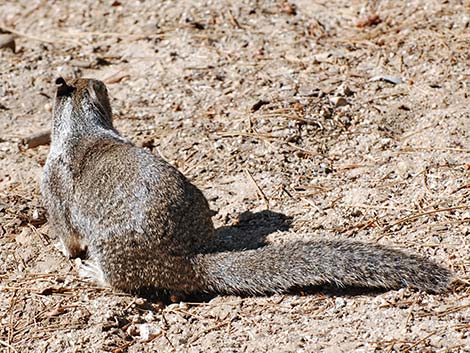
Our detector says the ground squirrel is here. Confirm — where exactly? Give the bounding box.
[41,77,453,296]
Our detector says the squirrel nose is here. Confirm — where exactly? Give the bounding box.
[55,77,75,96]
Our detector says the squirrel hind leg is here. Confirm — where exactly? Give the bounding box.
[76,258,109,287]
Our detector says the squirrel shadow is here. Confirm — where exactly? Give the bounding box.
[138,210,388,304]
[141,285,387,306]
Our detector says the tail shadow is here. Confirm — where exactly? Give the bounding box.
[211,209,293,252]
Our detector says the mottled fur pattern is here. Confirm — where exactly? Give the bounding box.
[41,78,453,296]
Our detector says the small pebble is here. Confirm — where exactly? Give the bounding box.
[335,297,347,308]
[336,83,353,96]
[330,96,348,107]
[135,297,146,306]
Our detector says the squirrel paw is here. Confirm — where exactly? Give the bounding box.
[54,240,70,257]
[75,258,108,287]
[54,240,88,259]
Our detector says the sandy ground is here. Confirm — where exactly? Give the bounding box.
[0,0,469,352]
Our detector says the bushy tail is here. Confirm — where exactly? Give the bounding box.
[193,239,453,295]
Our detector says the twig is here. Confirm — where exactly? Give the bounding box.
[227,10,244,29]
[162,332,175,349]
[300,197,321,212]
[7,291,18,353]
[0,23,68,44]
[399,147,470,153]
[55,30,168,39]
[20,130,51,149]
[188,320,230,344]
[103,70,131,84]
[401,331,437,353]
[417,303,470,318]
[345,203,407,211]
[219,131,276,140]
[0,339,17,353]
[219,132,318,156]
[257,111,319,126]
[387,205,470,229]
[245,169,269,209]
[400,125,434,140]
[286,142,317,156]
[113,341,135,353]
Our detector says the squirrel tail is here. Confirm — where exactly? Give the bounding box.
[193,239,453,295]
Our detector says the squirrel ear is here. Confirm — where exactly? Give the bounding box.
[55,77,75,97]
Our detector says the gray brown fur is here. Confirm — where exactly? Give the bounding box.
[41,78,453,296]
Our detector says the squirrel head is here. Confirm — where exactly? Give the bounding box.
[52,77,114,135]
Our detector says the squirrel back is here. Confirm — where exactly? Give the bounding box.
[41,78,453,296]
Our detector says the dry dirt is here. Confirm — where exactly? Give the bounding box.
[1,0,470,352]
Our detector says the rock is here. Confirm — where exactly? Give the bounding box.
[0,34,15,52]
[335,297,347,308]
[298,86,323,97]
[336,83,353,96]
[15,227,32,245]
[136,323,155,340]
[330,96,348,107]
[369,75,403,85]
[69,59,92,68]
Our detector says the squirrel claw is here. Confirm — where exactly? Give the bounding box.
[76,258,108,287]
